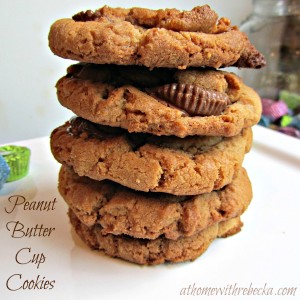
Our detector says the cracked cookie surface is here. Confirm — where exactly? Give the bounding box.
[48,5,265,69]
[50,118,252,195]
[56,64,261,137]
[72,5,220,33]
[59,166,252,240]
[69,209,243,265]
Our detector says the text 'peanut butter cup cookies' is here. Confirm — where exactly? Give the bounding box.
[56,64,262,137]
[50,117,252,195]
[48,5,265,69]
[59,166,252,240]
[69,209,243,265]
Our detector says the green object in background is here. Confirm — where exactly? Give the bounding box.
[0,145,30,182]
[280,115,293,127]
[279,90,300,110]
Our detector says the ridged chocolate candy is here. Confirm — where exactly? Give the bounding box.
[152,83,231,116]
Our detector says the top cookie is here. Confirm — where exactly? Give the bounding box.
[48,5,265,69]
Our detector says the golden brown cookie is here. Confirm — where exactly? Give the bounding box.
[48,5,265,69]
[56,64,262,137]
[69,209,243,265]
[59,166,252,240]
[50,117,252,195]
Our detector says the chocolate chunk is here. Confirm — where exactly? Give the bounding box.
[151,84,231,116]
[234,51,266,69]
[67,63,175,87]
[68,117,125,139]
[67,63,113,82]
[233,39,266,69]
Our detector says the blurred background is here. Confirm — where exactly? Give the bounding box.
[0,0,252,143]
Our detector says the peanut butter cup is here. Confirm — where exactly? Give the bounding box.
[151,83,231,116]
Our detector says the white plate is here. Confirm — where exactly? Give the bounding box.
[1,125,300,300]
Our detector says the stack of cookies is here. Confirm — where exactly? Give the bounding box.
[48,5,265,265]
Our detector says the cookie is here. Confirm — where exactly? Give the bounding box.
[59,166,252,240]
[56,64,262,137]
[50,117,252,195]
[48,5,265,69]
[69,208,243,265]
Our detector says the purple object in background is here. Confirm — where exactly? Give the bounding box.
[262,99,289,121]
[278,127,300,138]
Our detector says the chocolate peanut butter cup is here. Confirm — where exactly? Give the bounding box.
[151,83,231,116]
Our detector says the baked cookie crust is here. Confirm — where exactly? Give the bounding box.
[59,166,252,240]
[50,118,252,195]
[48,5,265,69]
